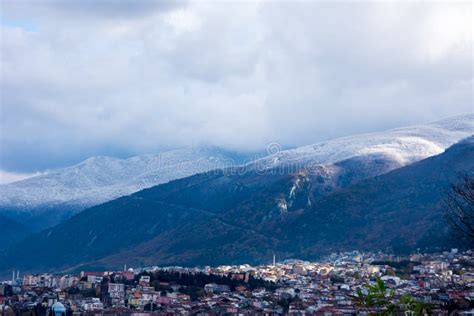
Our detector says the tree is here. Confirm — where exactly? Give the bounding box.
[445,174,474,242]
[400,294,433,316]
[356,278,395,315]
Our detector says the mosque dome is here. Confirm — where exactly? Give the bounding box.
[51,301,66,315]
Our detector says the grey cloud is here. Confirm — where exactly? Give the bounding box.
[1,0,187,20]
[0,1,472,172]
[51,0,185,18]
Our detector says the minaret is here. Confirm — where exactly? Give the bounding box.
[273,254,276,267]
[17,270,19,280]
[124,264,127,271]
[12,271,15,284]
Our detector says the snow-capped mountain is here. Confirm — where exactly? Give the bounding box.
[0,114,472,231]
[243,114,473,206]
[250,113,473,173]
[3,129,473,273]
[0,147,253,229]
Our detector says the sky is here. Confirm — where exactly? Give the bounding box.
[0,0,473,182]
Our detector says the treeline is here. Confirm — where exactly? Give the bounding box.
[137,270,276,292]
[371,260,421,277]
[371,260,420,270]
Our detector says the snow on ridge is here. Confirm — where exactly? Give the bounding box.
[249,113,474,170]
[0,147,245,210]
[0,114,472,212]
[356,137,444,165]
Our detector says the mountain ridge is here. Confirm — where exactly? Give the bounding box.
[249,113,473,171]
[0,146,255,230]
[1,136,472,274]
[1,114,472,231]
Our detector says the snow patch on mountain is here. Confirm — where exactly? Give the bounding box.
[0,147,249,211]
[251,114,473,171]
[0,114,472,223]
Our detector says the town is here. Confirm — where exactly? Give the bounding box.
[1,250,473,315]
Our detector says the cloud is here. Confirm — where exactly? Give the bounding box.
[0,1,472,172]
[1,0,185,20]
[0,170,43,184]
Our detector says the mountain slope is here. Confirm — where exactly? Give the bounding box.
[0,170,291,272]
[250,113,473,171]
[289,136,474,255]
[0,214,31,249]
[104,137,474,268]
[0,147,253,230]
[1,136,472,273]
[1,114,472,233]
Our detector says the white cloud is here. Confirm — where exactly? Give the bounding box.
[0,1,472,172]
[0,170,42,184]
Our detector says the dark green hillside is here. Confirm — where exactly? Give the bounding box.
[0,170,294,272]
[98,137,474,268]
[289,136,474,255]
[0,214,31,250]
